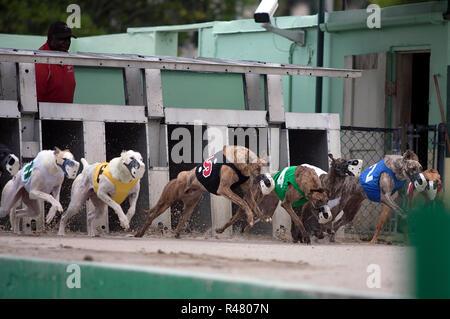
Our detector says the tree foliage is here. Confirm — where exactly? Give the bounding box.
[0,0,259,37]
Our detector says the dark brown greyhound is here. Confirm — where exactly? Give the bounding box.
[135,145,269,238]
[294,154,363,243]
[215,165,330,244]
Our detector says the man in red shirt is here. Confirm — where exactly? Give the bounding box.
[35,21,77,103]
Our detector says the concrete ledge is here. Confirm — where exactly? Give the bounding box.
[0,255,395,299]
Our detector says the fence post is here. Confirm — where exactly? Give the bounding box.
[437,123,446,185]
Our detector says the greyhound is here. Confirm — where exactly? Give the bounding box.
[294,154,363,243]
[0,148,79,233]
[55,150,146,236]
[369,168,443,244]
[329,150,424,242]
[135,145,271,238]
[215,164,331,244]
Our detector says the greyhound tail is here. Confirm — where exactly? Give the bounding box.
[80,158,89,173]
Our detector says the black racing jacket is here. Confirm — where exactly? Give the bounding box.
[195,150,250,195]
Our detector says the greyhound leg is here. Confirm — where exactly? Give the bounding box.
[96,190,129,230]
[135,198,175,238]
[174,191,203,238]
[28,189,63,213]
[242,192,279,234]
[126,187,139,222]
[370,204,391,244]
[87,201,107,237]
[215,209,245,234]
[0,180,21,218]
[380,192,405,218]
[217,186,255,227]
[281,201,311,244]
[240,182,271,223]
[58,188,90,236]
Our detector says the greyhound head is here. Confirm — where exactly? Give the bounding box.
[244,150,269,181]
[308,188,332,224]
[121,150,145,180]
[401,150,425,190]
[298,166,332,224]
[54,147,79,179]
[257,172,275,195]
[0,152,20,177]
[422,169,442,201]
[328,154,363,177]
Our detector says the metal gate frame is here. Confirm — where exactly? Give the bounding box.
[0,48,361,237]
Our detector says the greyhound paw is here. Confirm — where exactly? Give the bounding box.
[54,203,63,212]
[119,218,130,230]
[265,217,272,223]
[46,211,56,224]
[302,236,311,245]
[215,228,224,234]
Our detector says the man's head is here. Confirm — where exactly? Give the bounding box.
[47,21,76,52]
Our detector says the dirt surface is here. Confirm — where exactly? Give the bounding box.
[0,230,414,297]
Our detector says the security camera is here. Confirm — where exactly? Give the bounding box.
[254,0,279,23]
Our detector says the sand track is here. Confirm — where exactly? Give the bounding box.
[0,231,413,297]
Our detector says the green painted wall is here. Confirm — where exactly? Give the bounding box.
[199,17,319,113]
[0,33,46,50]
[73,66,125,105]
[161,71,245,109]
[0,255,390,299]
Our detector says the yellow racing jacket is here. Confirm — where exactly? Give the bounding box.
[93,162,138,204]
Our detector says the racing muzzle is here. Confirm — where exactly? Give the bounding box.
[125,158,145,180]
[317,205,332,224]
[409,172,427,192]
[259,173,275,195]
[424,180,439,201]
[1,153,20,176]
[346,159,363,177]
[60,159,80,179]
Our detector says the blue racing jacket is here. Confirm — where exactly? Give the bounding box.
[359,159,406,202]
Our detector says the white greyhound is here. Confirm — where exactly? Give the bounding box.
[0,148,79,233]
[55,150,145,236]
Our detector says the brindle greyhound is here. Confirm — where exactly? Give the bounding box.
[135,145,270,238]
[215,165,330,244]
[293,154,363,243]
[369,168,442,244]
[329,150,423,242]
